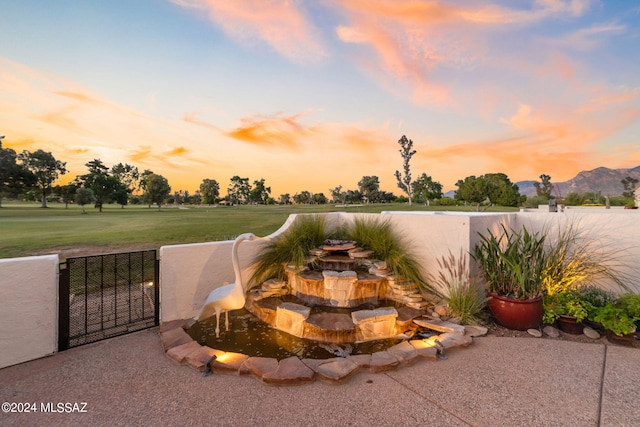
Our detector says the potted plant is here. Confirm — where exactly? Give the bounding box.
[473,225,546,330]
[591,301,637,345]
[618,293,640,320]
[543,289,592,334]
[577,285,618,330]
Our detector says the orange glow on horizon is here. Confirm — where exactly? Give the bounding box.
[2,2,638,196]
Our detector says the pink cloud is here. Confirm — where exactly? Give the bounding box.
[418,89,640,185]
[170,0,327,64]
[332,0,594,106]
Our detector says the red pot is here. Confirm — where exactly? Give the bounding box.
[488,293,543,331]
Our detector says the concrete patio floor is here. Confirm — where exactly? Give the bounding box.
[1,328,639,426]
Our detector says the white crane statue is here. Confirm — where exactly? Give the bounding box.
[195,232,261,337]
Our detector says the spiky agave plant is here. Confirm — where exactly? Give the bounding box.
[346,216,427,291]
[249,214,330,288]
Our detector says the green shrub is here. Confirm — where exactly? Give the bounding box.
[543,289,592,324]
[617,293,640,319]
[522,195,550,208]
[577,285,617,315]
[434,197,457,206]
[592,303,637,337]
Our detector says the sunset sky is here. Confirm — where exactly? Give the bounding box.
[1,0,639,197]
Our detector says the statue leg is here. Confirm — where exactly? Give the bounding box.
[225,310,230,331]
[215,309,221,338]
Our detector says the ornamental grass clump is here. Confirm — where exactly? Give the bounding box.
[542,221,631,296]
[249,214,329,287]
[346,216,426,291]
[429,250,486,325]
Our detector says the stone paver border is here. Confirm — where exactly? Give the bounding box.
[159,319,475,385]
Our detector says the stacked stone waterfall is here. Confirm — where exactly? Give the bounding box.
[385,276,429,310]
[246,240,431,343]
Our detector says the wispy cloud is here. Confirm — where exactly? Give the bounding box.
[0,58,208,176]
[543,21,627,51]
[0,57,398,192]
[185,111,310,149]
[170,0,327,64]
[225,113,310,149]
[185,109,392,156]
[331,0,594,106]
[399,77,640,187]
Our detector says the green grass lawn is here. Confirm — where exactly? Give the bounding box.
[0,201,518,259]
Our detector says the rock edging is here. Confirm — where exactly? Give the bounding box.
[159,319,476,385]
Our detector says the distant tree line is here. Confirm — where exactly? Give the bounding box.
[2,136,635,211]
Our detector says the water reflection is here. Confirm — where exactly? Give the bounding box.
[187,308,406,360]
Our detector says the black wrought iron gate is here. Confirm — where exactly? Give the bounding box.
[58,250,159,350]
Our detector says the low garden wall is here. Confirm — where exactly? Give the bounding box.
[517,211,640,294]
[159,210,640,322]
[1,209,638,369]
[0,255,59,369]
[159,211,515,322]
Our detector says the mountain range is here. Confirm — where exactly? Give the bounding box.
[444,166,640,198]
[516,166,640,197]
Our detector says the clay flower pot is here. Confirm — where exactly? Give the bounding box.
[604,329,636,346]
[556,315,584,335]
[488,293,544,331]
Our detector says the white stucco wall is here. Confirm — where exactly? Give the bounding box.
[160,209,640,322]
[159,211,521,321]
[1,209,638,367]
[160,240,264,322]
[159,213,316,322]
[517,211,640,293]
[0,255,59,369]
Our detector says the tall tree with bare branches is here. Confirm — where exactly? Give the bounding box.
[394,135,416,205]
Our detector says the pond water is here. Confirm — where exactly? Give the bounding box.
[187,308,435,360]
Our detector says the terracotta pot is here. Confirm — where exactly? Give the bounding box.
[488,293,543,331]
[556,315,584,335]
[604,329,636,346]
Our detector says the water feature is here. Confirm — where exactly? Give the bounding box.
[189,239,435,359]
[188,307,413,360]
